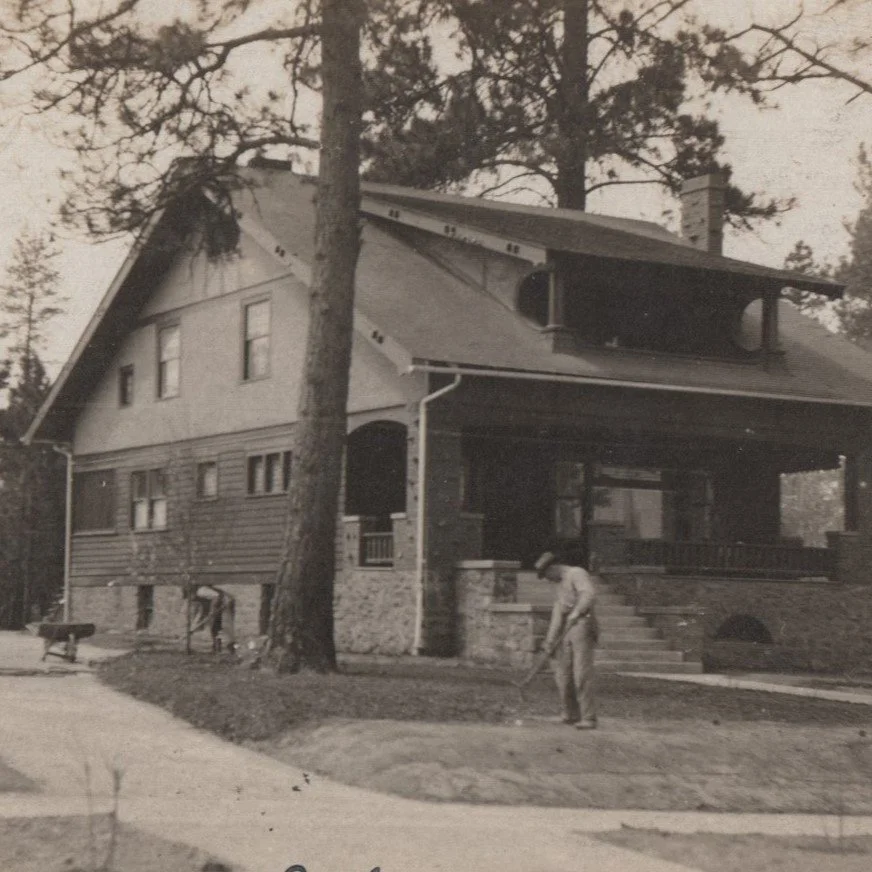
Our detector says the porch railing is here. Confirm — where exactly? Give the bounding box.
[361,532,394,567]
[625,539,834,579]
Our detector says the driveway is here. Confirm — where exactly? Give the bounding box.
[0,631,700,872]
[3,631,872,872]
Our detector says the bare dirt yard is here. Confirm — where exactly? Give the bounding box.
[0,815,237,872]
[98,652,872,813]
[94,650,872,872]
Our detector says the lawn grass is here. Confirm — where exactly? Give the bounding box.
[97,650,872,743]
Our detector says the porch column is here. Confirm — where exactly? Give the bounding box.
[409,398,466,655]
[843,451,872,533]
[830,450,872,585]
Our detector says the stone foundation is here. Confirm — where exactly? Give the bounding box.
[605,570,872,673]
[334,568,416,655]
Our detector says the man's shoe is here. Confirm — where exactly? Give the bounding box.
[575,720,597,730]
[561,717,580,725]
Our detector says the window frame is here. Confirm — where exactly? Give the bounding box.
[196,459,219,500]
[72,469,117,535]
[245,450,292,496]
[156,322,181,399]
[119,364,135,407]
[130,468,168,531]
[241,297,271,382]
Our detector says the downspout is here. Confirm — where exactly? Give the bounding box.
[413,371,462,655]
[52,445,73,624]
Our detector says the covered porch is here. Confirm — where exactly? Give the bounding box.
[342,375,869,584]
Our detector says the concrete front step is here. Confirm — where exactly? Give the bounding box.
[595,615,650,628]
[597,638,671,650]
[515,570,703,673]
[597,660,704,674]
[595,648,685,662]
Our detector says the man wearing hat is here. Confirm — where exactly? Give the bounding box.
[535,550,599,729]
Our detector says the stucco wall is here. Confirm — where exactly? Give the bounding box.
[74,231,410,455]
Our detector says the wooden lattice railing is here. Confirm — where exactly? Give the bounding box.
[625,539,834,578]
[361,532,394,567]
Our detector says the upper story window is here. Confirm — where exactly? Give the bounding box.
[196,460,219,499]
[243,299,271,381]
[247,450,291,495]
[131,469,167,530]
[119,365,134,406]
[73,470,116,533]
[157,324,180,398]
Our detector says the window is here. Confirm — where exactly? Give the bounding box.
[136,585,154,630]
[247,451,291,495]
[157,324,180,398]
[72,470,116,532]
[131,469,168,530]
[119,365,134,406]
[243,300,270,380]
[196,461,218,499]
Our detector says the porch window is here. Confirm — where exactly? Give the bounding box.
[157,324,180,398]
[555,461,585,538]
[72,470,116,532]
[131,469,168,530]
[247,451,291,495]
[243,299,270,381]
[593,466,665,540]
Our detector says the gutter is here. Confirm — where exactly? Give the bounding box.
[50,445,74,624]
[408,362,872,409]
[413,371,462,655]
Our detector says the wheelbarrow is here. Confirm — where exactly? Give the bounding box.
[32,622,96,663]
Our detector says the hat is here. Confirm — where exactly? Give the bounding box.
[534,551,557,578]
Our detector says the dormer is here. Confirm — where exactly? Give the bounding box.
[519,173,834,363]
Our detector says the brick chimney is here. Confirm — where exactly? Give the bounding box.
[680,172,728,255]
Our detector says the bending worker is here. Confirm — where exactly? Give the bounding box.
[535,549,599,729]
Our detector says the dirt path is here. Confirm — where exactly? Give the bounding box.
[256,716,872,812]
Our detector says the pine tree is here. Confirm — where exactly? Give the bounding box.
[834,146,872,342]
[0,230,66,627]
[363,0,784,222]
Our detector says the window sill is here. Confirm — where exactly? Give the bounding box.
[73,528,117,537]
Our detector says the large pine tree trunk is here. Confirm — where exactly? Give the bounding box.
[555,0,590,210]
[266,0,364,673]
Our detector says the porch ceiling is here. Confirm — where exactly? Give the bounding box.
[460,427,840,474]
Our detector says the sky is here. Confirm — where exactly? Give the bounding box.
[0,0,869,376]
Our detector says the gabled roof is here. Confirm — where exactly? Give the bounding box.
[26,165,870,443]
[361,181,843,296]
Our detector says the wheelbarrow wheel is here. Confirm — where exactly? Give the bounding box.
[65,634,78,663]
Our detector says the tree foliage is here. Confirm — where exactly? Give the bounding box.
[0,0,795,234]
[832,145,872,342]
[717,2,872,104]
[0,230,66,628]
[362,0,787,222]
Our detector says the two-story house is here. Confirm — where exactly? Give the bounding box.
[26,161,872,672]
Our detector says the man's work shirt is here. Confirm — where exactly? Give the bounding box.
[544,565,597,649]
